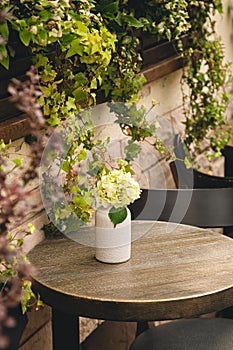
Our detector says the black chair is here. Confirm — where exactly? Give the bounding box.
[129,187,233,350]
[170,134,233,238]
[170,134,233,189]
[129,188,233,228]
[222,145,233,178]
[130,318,233,350]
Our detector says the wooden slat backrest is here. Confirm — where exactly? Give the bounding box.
[129,187,233,228]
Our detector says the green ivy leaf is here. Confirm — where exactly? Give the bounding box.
[125,140,142,161]
[0,23,9,39]
[90,78,97,89]
[77,149,87,162]
[21,281,43,314]
[102,2,119,16]
[62,160,70,173]
[72,87,88,101]
[27,223,35,235]
[38,10,52,21]
[184,156,191,169]
[66,97,76,111]
[66,39,83,58]
[0,54,9,69]
[124,15,145,28]
[19,29,32,46]
[17,238,24,247]
[76,21,89,34]
[35,54,48,67]
[13,157,22,167]
[74,72,89,87]
[108,207,127,228]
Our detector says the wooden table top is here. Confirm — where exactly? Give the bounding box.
[28,221,233,322]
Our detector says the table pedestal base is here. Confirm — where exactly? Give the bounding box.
[52,309,80,350]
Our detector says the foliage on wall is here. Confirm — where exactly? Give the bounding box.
[181,1,233,160]
[1,0,231,159]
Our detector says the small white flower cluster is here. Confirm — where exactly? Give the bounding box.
[96,168,141,208]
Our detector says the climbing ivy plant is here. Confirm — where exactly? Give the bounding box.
[180,1,233,160]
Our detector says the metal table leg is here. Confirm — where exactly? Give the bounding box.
[52,309,79,350]
[136,321,149,337]
[222,145,233,237]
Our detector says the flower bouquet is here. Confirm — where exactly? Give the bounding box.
[95,165,141,227]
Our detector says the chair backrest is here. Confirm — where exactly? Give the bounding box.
[222,145,233,177]
[171,134,233,189]
[129,187,233,228]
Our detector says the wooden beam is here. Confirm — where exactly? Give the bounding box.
[0,114,30,142]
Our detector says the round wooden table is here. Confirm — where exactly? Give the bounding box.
[28,221,233,350]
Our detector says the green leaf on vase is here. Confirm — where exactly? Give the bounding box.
[108,207,127,228]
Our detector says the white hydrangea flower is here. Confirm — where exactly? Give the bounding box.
[96,169,141,208]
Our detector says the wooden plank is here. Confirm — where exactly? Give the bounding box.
[0,114,30,142]
[20,305,52,346]
[19,320,52,350]
[142,55,184,83]
[142,40,181,68]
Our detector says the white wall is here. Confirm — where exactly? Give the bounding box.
[215,1,233,64]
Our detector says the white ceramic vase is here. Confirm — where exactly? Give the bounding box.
[95,207,131,263]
